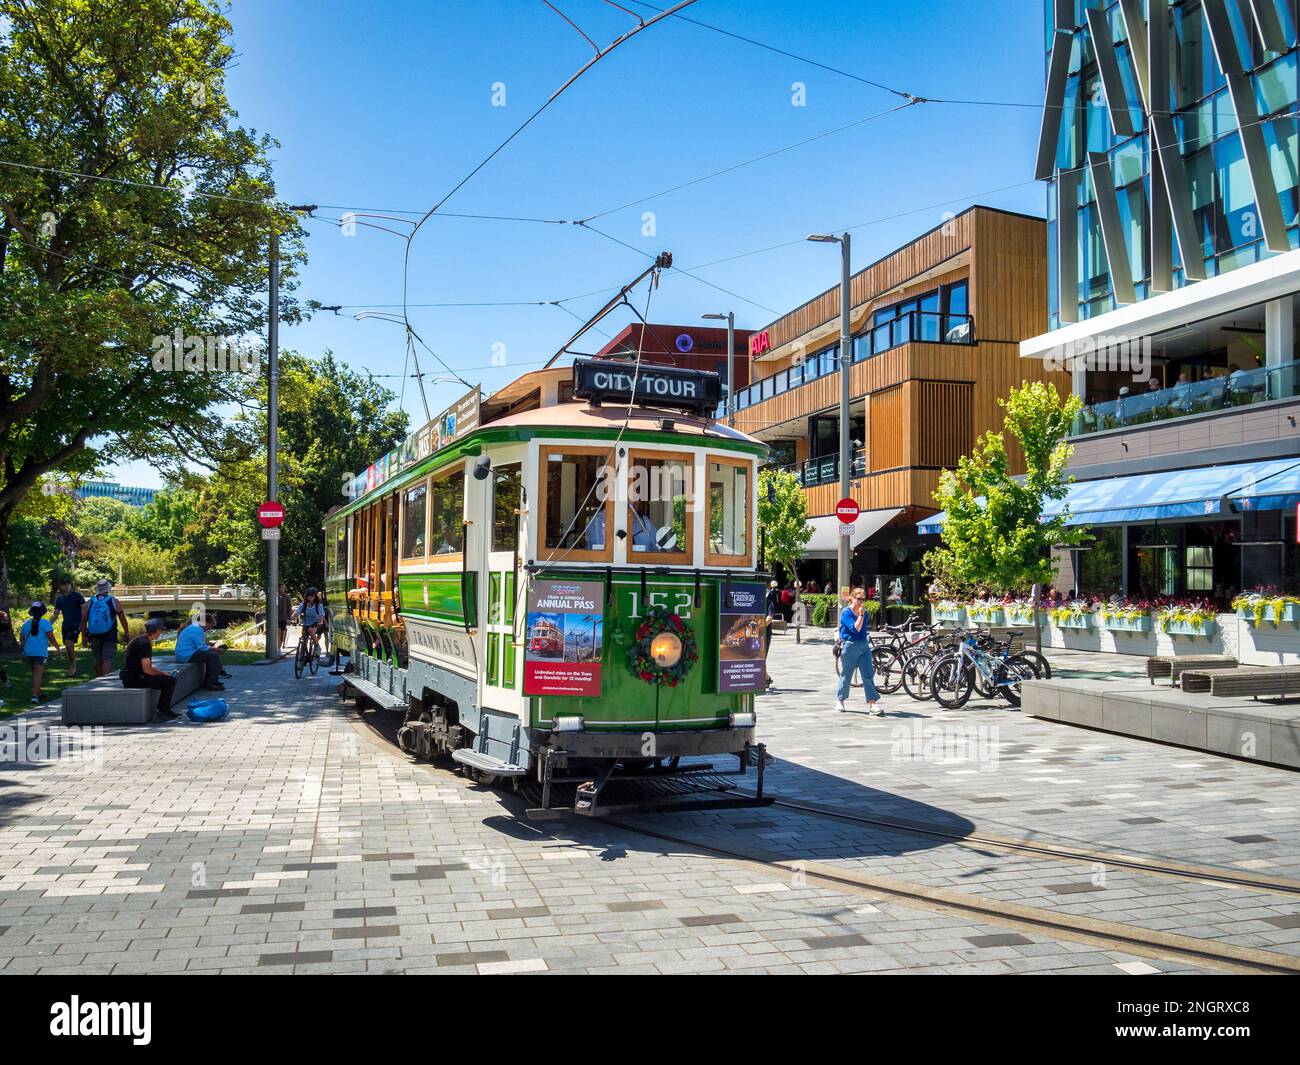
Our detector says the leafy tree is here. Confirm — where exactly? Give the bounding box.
[924,382,1090,596]
[128,485,199,550]
[0,0,305,644]
[757,467,812,583]
[4,515,61,594]
[72,495,135,539]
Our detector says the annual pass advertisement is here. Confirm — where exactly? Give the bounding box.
[718,581,767,693]
[523,579,605,697]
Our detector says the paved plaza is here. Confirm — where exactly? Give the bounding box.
[1,634,1298,975]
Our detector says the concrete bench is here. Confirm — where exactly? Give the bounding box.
[1146,654,1236,685]
[1180,665,1300,699]
[61,658,206,725]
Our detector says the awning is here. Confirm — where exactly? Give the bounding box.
[916,458,1300,533]
[805,507,903,559]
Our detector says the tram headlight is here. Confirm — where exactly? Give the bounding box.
[649,632,683,668]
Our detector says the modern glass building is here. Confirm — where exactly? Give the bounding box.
[1021,0,1300,603]
[76,480,158,508]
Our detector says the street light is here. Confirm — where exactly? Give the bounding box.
[807,232,853,605]
[701,311,735,426]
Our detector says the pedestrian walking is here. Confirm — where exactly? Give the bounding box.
[836,587,882,715]
[120,618,179,721]
[763,579,781,689]
[277,582,291,650]
[81,578,128,677]
[51,577,86,677]
[20,602,60,704]
[780,583,794,622]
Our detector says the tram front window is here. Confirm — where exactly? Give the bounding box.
[707,459,749,562]
[628,452,691,559]
[543,450,608,553]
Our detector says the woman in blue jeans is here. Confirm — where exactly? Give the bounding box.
[837,587,882,714]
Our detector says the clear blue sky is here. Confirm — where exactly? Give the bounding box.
[113,0,1049,487]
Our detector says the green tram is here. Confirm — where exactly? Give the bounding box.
[324,360,772,816]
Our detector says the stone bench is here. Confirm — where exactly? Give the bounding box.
[1180,665,1300,699]
[1146,653,1236,685]
[61,658,206,725]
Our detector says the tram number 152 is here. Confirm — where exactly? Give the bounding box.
[627,591,693,620]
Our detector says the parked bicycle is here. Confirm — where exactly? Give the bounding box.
[928,633,1042,709]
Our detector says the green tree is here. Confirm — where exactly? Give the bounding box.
[757,467,812,583]
[128,485,199,550]
[72,495,135,540]
[0,0,306,644]
[924,382,1089,596]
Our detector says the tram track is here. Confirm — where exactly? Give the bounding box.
[346,703,1300,975]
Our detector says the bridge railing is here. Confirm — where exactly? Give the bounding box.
[111,585,265,600]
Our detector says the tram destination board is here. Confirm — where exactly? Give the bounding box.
[572,358,721,416]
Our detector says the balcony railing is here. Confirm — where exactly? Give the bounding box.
[774,449,867,488]
[718,309,975,418]
[1072,364,1298,436]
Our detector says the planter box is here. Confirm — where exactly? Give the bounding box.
[1005,609,1046,627]
[967,609,1005,626]
[1101,613,1153,634]
[1161,618,1217,637]
[1052,614,1095,631]
[1237,603,1300,625]
[933,607,965,625]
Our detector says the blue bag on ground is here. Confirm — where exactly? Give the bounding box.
[186,698,229,722]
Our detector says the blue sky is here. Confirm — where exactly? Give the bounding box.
[113,0,1049,487]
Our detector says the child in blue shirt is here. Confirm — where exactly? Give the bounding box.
[20,601,60,704]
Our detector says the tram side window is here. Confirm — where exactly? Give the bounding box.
[544,450,608,553]
[401,481,428,559]
[429,468,465,556]
[707,460,749,562]
[338,520,350,580]
[492,463,522,553]
[628,452,691,559]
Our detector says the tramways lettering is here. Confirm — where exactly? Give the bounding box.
[407,626,472,660]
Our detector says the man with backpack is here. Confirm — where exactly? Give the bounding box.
[81,578,129,677]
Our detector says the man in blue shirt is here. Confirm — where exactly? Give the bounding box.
[836,587,882,715]
[175,614,226,691]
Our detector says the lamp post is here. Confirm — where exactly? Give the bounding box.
[701,311,735,425]
[807,232,853,602]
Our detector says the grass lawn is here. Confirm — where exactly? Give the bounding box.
[1,646,267,719]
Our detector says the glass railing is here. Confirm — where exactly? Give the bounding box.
[774,449,867,488]
[718,309,974,418]
[1072,364,1298,436]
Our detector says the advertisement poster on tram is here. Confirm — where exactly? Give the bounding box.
[523,579,604,697]
[718,581,767,693]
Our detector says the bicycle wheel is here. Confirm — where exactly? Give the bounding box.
[930,653,973,710]
[997,655,1039,707]
[1014,649,1052,679]
[293,638,307,679]
[901,651,933,701]
[871,646,905,694]
[308,639,320,676]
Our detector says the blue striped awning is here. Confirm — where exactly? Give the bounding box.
[917,457,1300,534]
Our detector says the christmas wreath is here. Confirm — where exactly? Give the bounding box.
[626,606,699,687]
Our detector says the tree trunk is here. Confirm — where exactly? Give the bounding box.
[0,516,17,653]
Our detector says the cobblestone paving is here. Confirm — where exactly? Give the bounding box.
[0,635,1293,974]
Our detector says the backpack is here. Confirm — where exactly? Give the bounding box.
[86,595,116,635]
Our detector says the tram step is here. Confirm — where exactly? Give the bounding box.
[342,675,407,711]
[451,748,528,778]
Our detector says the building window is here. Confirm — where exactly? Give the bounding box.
[428,467,464,556]
[627,451,692,562]
[707,459,749,564]
[492,462,522,553]
[541,447,611,561]
[401,481,428,560]
[1185,545,1214,593]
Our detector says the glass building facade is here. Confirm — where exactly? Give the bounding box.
[1041,0,1299,328]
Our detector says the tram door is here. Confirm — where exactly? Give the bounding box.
[481,460,524,714]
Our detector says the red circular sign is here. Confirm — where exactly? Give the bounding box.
[257,500,285,528]
[835,497,860,523]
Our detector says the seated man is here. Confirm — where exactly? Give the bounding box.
[120,618,180,721]
[584,504,659,551]
[174,613,227,691]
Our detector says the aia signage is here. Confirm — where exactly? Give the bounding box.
[748,330,771,357]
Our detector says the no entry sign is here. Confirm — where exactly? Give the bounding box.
[835,497,860,524]
[258,500,285,528]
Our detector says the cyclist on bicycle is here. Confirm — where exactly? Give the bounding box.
[298,587,328,659]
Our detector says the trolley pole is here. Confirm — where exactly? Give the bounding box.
[265,230,280,661]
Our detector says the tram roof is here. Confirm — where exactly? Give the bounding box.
[328,397,766,522]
